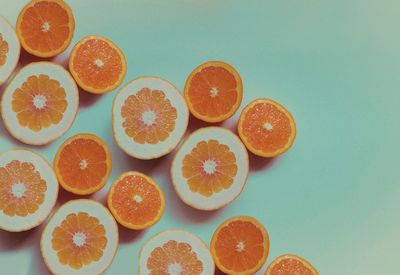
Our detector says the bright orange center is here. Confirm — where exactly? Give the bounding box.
[0,33,9,66]
[270,258,314,275]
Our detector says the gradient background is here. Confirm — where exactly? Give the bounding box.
[1,0,399,274]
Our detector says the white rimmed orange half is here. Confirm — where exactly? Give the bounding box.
[265,254,318,275]
[0,16,20,85]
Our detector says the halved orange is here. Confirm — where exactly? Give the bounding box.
[184,61,243,123]
[238,98,296,158]
[210,216,270,275]
[69,35,127,94]
[54,133,112,195]
[0,16,20,85]
[41,199,118,274]
[0,149,58,232]
[16,0,75,57]
[107,171,165,230]
[266,254,318,275]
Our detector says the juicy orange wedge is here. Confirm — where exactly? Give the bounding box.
[266,254,319,275]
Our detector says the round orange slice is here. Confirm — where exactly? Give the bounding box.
[139,230,215,275]
[41,199,118,274]
[0,149,58,232]
[113,76,189,159]
[184,61,243,123]
[1,62,79,145]
[16,0,75,58]
[54,133,112,195]
[69,35,127,94]
[107,171,165,230]
[171,127,249,210]
[211,216,270,275]
[266,254,318,275]
[238,98,296,158]
[0,16,20,85]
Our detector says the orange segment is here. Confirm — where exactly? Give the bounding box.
[54,133,112,195]
[108,171,165,230]
[69,35,127,94]
[0,33,8,65]
[266,254,318,275]
[211,216,270,275]
[184,61,243,122]
[16,0,75,57]
[238,98,296,158]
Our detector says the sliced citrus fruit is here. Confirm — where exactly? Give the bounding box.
[54,133,112,195]
[0,16,20,85]
[211,216,270,275]
[41,199,118,274]
[16,0,75,58]
[113,76,189,159]
[0,149,58,232]
[238,98,296,158]
[1,62,79,145]
[139,230,214,275]
[266,254,318,275]
[184,61,243,123]
[69,35,127,94]
[108,171,165,230]
[171,126,248,210]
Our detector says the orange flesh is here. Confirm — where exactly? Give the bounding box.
[270,258,314,275]
[121,88,177,144]
[182,139,237,197]
[11,74,67,132]
[0,33,8,65]
[0,160,47,217]
[147,240,203,274]
[51,212,107,270]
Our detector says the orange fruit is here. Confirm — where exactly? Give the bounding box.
[0,149,58,232]
[1,62,79,145]
[41,199,118,274]
[69,35,127,94]
[266,254,318,275]
[184,61,243,123]
[16,0,75,57]
[54,133,112,195]
[113,76,189,159]
[107,171,165,230]
[139,230,215,274]
[171,127,249,210]
[0,16,20,85]
[238,98,296,158]
[210,216,270,275]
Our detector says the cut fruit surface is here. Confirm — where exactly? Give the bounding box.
[113,76,189,159]
[69,35,127,94]
[0,149,58,232]
[238,98,296,158]
[139,230,214,275]
[41,199,118,274]
[171,127,248,210]
[108,171,165,230]
[266,254,318,275]
[1,62,79,145]
[0,16,20,85]
[184,61,243,123]
[16,0,75,57]
[211,216,270,275]
[54,133,112,195]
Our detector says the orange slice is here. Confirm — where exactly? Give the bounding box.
[211,216,270,275]
[139,230,214,274]
[54,133,112,195]
[113,76,189,159]
[107,171,165,230]
[16,0,75,57]
[69,35,127,94]
[0,16,20,85]
[0,149,58,232]
[184,61,243,123]
[171,127,248,210]
[1,62,79,145]
[41,199,118,274]
[238,98,296,158]
[266,254,318,275]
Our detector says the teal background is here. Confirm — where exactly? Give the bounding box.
[1,0,400,274]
